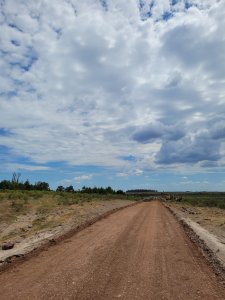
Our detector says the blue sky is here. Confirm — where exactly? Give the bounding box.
[0,0,225,191]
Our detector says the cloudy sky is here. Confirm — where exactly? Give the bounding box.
[0,0,225,191]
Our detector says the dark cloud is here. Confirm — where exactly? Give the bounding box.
[132,123,185,143]
[210,125,225,140]
[132,125,163,143]
[156,137,220,164]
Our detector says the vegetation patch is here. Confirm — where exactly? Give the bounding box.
[165,192,225,209]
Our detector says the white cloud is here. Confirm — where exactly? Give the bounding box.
[117,172,129,177]
[59,174,93,186]
[0,0,225,174]
[134,169,144,176]
[74,174,93,182]
[3,163,51,172]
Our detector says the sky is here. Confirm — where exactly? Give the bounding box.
[0,0,225,191]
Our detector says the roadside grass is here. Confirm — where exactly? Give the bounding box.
[0,190,141,242]
[169,192,225,209]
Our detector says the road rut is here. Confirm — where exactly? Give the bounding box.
[0,201,224,299]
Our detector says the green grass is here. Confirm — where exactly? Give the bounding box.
[167,192,225,209]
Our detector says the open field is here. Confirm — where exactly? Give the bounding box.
[172,192,225,209]
[127,191,225,209]
[0,201,224,299]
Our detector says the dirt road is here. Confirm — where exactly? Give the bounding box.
[0,201,224,299]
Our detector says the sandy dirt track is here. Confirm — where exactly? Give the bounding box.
[0,201,224,299]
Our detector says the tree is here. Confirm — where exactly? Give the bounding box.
[106,186,114,194]
[12,172,21,183]
[24,180,32,190]
[56,185,65,192]
[0,180,12,190]
[116,190,125,195]
[34,181,50,191]
[65,185,74,193]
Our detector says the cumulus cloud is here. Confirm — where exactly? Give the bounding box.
[0,0,225,175]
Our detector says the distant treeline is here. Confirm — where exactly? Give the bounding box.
[0,179,50,191]
[0,173,125,194]
[56,185,125,195]
[126,189,158,193]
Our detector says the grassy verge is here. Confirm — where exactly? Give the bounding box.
[165,192,225,209]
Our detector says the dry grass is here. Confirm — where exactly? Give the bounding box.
[0,190,138,243]
[170,202,225,232]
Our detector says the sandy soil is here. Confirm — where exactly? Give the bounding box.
[0,201,224,299]
[0,199,135,265]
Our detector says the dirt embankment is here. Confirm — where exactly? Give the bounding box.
[166,203,225,243]
[0,199,136,266]
[166,203,225,278]
[0,201,225,299]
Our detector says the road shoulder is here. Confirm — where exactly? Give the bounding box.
[165,202,225,282]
